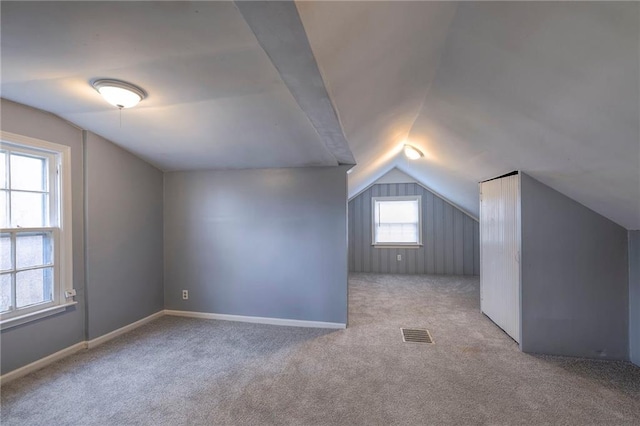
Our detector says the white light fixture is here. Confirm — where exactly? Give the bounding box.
[403,144,424,160]
[92,79,146,109]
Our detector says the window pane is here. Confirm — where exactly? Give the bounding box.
[17,232,53,269]
[0,151,6,189]
[377,200,419,224]
[11,192,49,227]
[1,233,12,271]
[10,153,47,191]
[0,274,11,312]
[0,190,7,228]
[376,224,419,243]
[16,267,53,308]
[374,199,420,244]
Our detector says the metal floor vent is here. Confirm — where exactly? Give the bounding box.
[401,328,434,344]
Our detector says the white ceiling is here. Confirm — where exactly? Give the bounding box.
[2,2,638,229]
[299,1,640,229]
[0,2,339,170]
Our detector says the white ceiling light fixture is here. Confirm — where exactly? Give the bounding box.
[403,144,424,160]
[92,79,146,109]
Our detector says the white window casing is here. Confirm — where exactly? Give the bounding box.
[0,131,75,330]
[371,195,422,248]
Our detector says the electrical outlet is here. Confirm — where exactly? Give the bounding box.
[397,254,402,261]
[182,290,189,300]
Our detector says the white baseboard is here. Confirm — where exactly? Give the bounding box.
[164,309,346,329]
[1,310,164,385]
[1,309,344,385]
[86,310,164,349]
[0,342,86,386]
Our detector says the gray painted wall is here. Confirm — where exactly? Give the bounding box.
[0,99,86,374]
[630,230,640,366]
[85,132,164,340]
[0,100,164,374]
[348,183,479,275]
[164,166,349,324]
[520,173,629,360]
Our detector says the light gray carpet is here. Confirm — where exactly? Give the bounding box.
[2,273,639,425]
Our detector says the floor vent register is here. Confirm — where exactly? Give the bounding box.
[401,328,434,344]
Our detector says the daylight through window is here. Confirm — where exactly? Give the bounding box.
[372,196,422,246]
[0,134,72,326]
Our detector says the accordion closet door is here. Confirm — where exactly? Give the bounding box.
[479,173,521,343]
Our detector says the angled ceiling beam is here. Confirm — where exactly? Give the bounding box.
[235,1,356,165]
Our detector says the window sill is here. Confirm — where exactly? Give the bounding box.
[0,301,78,331]
[372,244,423,249]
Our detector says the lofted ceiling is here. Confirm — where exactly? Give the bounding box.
[299,1,640,229]
[0,2,341,170]
[1,2,638,229]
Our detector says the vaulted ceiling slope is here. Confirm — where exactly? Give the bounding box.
[1,2,638,229]
[1,2,351,170]
[299,2,640,230]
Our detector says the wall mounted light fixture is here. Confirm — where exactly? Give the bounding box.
[92,79,146,109]
[403,144,424,160]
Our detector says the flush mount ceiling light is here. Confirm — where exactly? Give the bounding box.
[403,144,424,160]
[92,79,146,109]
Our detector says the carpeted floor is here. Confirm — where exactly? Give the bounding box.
[2,273,639,425]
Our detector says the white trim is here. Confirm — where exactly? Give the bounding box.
[86,310,164,349]
[372,195,422,246]
[372,244,423,249]
[0,341,86,385]
[58,138,73,301]
[0,131,74,320]
[0,310,345,384]
[0,301,77,331]
[0,310,164,384]
[1,131,69,154]
[164,310,346,329]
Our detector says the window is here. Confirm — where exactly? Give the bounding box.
[372,196,422,246]
[0,132,73,328]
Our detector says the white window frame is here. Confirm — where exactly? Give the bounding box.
[371,195,423,248]
[0,131,75,330]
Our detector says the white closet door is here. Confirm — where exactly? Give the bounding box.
[480,174,521,343]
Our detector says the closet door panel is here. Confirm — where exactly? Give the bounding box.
[480,175,521,343]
